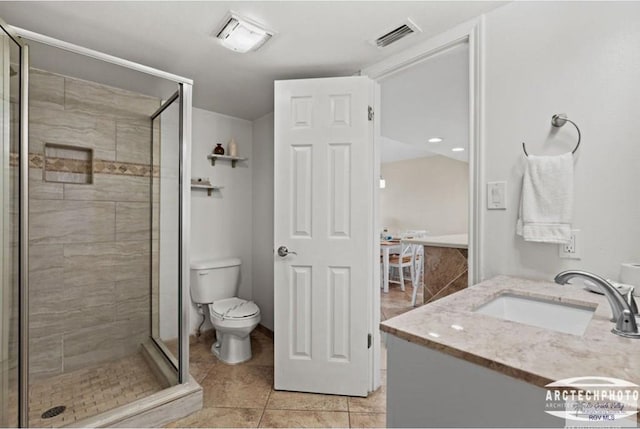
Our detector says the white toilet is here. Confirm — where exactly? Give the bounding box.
[190,258,261,364]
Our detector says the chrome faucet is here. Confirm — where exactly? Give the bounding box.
[555,270,640,338]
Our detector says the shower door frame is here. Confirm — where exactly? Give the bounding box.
[0,16,29,427]
[9,25,194,426]
[150,88,190,382]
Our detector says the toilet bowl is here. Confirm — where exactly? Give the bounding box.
[190,258,261,365]
[208,297,261,364]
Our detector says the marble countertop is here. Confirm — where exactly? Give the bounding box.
[380,275,640,388]
[402,233,468,249]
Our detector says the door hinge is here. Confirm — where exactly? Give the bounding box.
[368,106,374,121]
[367,333,372,349]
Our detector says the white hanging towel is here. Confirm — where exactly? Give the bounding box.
[516,152,574,243]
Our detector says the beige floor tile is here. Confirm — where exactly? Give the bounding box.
[189,360,215,384]
[348,372,386,414]
[266,390,348,411]
[245,332,274,367]
[380,285,420,323]
[258,409,349,428]
[166,407,262,428]
[382,306,413,320]
[349,412,387,428]
[201,365,273,409]
[190,340,218,364]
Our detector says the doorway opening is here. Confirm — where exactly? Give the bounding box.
[378,41,471,321]
[367,21,482,396]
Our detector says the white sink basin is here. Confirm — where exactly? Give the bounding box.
[474,293,595,335]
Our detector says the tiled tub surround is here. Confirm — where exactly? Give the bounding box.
[28,68,161,381]
[381,276,640,426]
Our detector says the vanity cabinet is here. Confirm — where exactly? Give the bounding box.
[386,335,558,427]
[382,275,639,428]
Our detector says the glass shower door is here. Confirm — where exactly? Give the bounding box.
[151,91,181,366]
[0,19,26,428]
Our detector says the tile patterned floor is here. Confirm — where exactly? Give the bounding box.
[381,279,423,322]
[167,284,417,428]
[17,282,414,428]
[3,282,414,428]
[27,352,163,427]
[166,327,387,428]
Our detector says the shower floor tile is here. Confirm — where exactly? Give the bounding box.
[28,351,163,427]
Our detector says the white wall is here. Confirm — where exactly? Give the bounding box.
[251,113,275,331]
[190,108,253,334]
[236,2,640,333]
[481,2,640,281]
[380,156,468,236]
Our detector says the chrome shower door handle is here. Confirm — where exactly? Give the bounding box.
[277,246,297,257]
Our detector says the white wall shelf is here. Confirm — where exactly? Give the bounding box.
[207,154,248,168]
[191,183,223,196]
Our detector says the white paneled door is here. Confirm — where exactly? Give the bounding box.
[274,77,375,396]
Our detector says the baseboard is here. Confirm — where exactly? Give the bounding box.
[255,324,274,339]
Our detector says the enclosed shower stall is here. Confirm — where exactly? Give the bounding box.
[0,20,199,428]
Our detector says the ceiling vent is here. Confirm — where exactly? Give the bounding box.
[214,11,274,53]
[372,19,422,48]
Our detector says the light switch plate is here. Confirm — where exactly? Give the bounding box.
[487,181,507,210]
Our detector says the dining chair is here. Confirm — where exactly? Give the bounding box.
[388,243,415,292]
[410,245,424,306]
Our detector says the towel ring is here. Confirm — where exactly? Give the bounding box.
[522,114,581,157]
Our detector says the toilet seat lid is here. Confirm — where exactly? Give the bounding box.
[210,298,259,319]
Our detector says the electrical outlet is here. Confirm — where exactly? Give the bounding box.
[559,229,581,259]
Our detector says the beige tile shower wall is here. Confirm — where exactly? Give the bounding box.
[28,69,160,380]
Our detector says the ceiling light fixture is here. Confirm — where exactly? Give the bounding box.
[428,137,443,143]
[215,12,274,53]
[452,147,465,152]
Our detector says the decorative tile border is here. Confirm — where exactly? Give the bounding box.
[29,153,44,169]
[94,159,159,178]
[46,157,92,175]
[16,152,160,177]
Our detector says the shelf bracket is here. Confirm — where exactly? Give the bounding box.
[210,157,216,166]
[231,159,237,168]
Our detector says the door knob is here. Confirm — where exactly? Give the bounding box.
[277,246,297,257]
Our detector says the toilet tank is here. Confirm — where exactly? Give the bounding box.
[190,257,241,304]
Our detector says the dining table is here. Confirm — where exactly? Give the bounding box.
[380,239,401,293]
